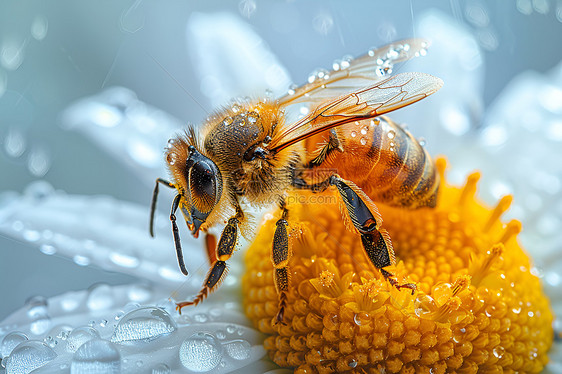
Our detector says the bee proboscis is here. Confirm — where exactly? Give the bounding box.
[150,39,443,324]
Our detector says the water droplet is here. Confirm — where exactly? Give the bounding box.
[348,358,358,368]
[1,332,28,359]
[193,313,208,323]
[73,255,90,266]
[360,137,367,146]
[312,13,334,35]
[66,327,100,353]
[151,363,171,374]
[4,341,56,373]
[87,284,114,311]
[39,244,56,255]
[127,284,152,302]
[224,340,251,360]
[238,0,256,18]
[287,84,297,95]
[414,294,436,318]
[109,252,140,268]
[30,15,48,41]
[360,127,368,135]
[231,104,241,113]
[4,127,26,158]
[350,131,357,138]
[119,0,145,34]
[44,325,73,350]
[111,307,177,344]
[215,330,226,340]
[23,230,40,242]
[179,333,223,372]
[71,339,120,373]
[25,296,51,335]
[517,0,533,15]
[0,69,6,98]
[533,0,550,14]
[340,55,353,70]
[1,37,26,71]
[246,111,259,125]
[176,314,192,326]
[512,306,522,314]
[226,325,236,334]
[27,145,51,177]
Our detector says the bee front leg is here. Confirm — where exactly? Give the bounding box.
[176,217,239,314]
[330,175,416,294]
[271,206,291,325]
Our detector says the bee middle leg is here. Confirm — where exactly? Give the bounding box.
[329,175,416,293]
[176,217,239,314]
[271,204,291,325]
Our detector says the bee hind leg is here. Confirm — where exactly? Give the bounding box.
[330,175,416,294]
[271,206,291,325]
[176,217,239,314]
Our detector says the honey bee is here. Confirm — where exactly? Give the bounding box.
[150,39,443,323]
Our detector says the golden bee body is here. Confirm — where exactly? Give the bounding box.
[150,39,443,321]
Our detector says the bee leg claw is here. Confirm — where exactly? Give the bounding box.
[380,268,417,294]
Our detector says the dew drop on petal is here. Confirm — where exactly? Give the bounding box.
[127,284,152,303]
[109,252,140,268]
[4,341,57,373]
[65,327,100,353]
[4,127,26,158]
[0,69,6,98]
[87,284,115,311]
[110,307,177,344]
[30,15,48,41]
[151,363,171,374]
[27,145,51,177]
[73,255,90,266]
[312,13,334,35]
[70,339,120,374]
[179,333,223,372]
[39,244,56,255]
[238,0,256,18]
[224,340,251,360]
[1,37,25,71]
[1,332,28,359]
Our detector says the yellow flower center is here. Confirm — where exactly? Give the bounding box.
[242,159,553,373]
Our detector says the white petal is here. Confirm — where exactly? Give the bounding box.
[59,87,184,188]
[186,13,292,107]
[0,284,267,373]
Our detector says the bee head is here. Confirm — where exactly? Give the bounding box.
[166,131,223,237]
[182,146,223,235]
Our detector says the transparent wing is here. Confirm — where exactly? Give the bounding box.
[278,39,430,107]
[271,72,443,152]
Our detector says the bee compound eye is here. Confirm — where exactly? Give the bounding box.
[188,160,222,214]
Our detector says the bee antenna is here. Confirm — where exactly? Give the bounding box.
[150,178,176,238]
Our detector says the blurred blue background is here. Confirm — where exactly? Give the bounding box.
[1,0,562,320]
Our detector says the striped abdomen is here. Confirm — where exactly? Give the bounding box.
[306,116,439,209]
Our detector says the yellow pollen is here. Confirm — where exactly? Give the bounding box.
[242,160,553,373]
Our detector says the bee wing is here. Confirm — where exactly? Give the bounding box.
[278,39,430,107]
[270,72,443,152]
